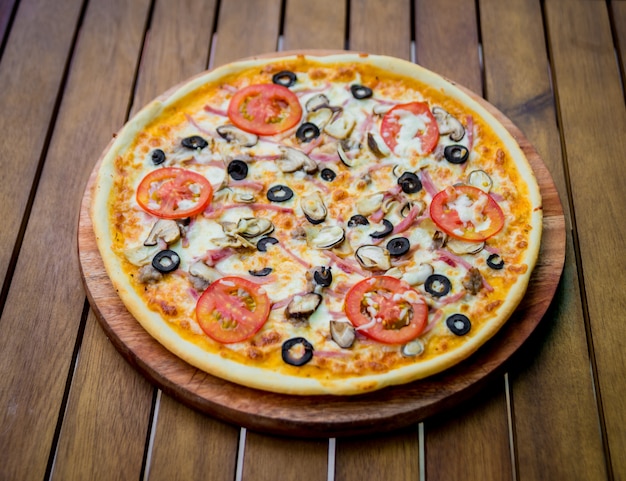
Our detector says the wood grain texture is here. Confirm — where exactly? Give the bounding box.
[545,0,626,478]
[415,0,483,95]
[282,0,346,51]
[0,0,152,479]
[78,73,565,438]
[480,0,607,479]
[0,0,82,300]
[147,393,239,481]
[211,0,282,68]
[348,0,411,59]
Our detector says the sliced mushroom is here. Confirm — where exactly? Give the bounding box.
[330,321,356,348]
[402,263,434,286]
[367,132,389,157]
[324,113,356,139]
[355,245,391,271]
[446,238,485,255]
[372,103,392,116]
[432,106,465,141]
[211,235,254,249]
[277,146,318,174]
[189,261,221,290]
[143,219,181,247]
[432,230,447,250]
[285,292,322,320]
[216,124,258,147]
[300,191,327,224]
[232,192,256,203]
[236,217,275,238]
[308,225,345,249]
[468,170,493,193]
[356,192,385,217]
[307,107,334,130]
[124,244,160,266]
[305,93,331,112]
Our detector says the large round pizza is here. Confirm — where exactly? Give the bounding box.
[91,52,542,395]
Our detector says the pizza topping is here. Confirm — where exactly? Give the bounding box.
[312,266,333,287]
[350,84,373,99]
[189,261,221,290]
[355,244,391,271]
[370,219,394,239]
[325,113,357,139]
[256,236,279,252]
[305,93,331,112]
[401,339,425,357]
[397,172,422,194]
[152,249,180,273]
[181,135,209,150]
[308,225,345,249]
[151,149,166,165]
[356,192,384,216]
[367,132,388,157]
[136,167,213,220]
[282,337,314,366]
[320,168,336,182]
[300,191,327,224]
[285,292,322,320]
[227,84,302,135]
[424,274,452,298]
[233,217,275,239]
[444,144,469,164]
[487,253,505,270]
[267,184,294,202]
[432,106,465,141]
[380,102,439,155]
[445,238,485,255]
[249,267,273,277]
[467,169,493,193]
[276,146,318,174]
[463,267,484,295]
[227,160,249,180]
[272,70,297,87]
[386,237,411,257]
[216,124,258,147]
[446,313,471,336]
[138,264,163,284]
[402,263,434,286]
[329,320,356,348]
[296,122,321,142]
[196,276,271,343]
[348,214,370,227]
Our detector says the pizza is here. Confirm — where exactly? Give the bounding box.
[91,52,542,395]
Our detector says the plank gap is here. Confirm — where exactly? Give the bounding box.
[0,0,19,63]
[234,427,246,481]
[327,438,336,481]
[206,0,222,70]
[140,388,161,481]
[475,0,486,98]
[344,0,350,50]
[43,299,90,481]
[607,0,626,102]
[418,423,425,481]
[504,373,519,481]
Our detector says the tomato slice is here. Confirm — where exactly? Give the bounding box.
[380,102,439,155]
[227,84,302,135]
[344,276,428,344]
[430,185,505,241]
[136,167,212,219]
[196,277,271,344]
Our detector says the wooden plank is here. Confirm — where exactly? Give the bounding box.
[0,0,81,303]
[211,0,282,67]
[415,0,482,95]
[611,1,626,82]
[545,0,626,478]
[0,0,17,51]
[348,0,411,59]
[425,385,512,481]
[53,313,154,480]
[479,0,607,479]
[0,0,151,479]
[335,430,420,481]
[147,394,239,481]
[282,0,346,51]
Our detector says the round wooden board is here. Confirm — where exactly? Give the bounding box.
[78,55,565,438]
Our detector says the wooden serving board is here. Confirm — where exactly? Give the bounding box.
[78,69,565,438]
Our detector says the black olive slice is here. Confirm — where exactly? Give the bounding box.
[487,253,505,270]
[320,168,336,182]
[272,70,297,87]
[296,122,321,142]
[267,184,294,202]
[386,237,411,257]
[249,267,273,277]
[257,236,279,252]
[350,84,373,99]
[282,337,314,366]
[151,149,166,165]
[347,214,370,227]
[446,313,471,336]
[424,274,452,297]
[152,250,180,273]
[370,219,394,239]
[444,144,469,164]
[397,172,422,194]
[313,266,333,287]
[227,160,248,180]
[181,135,208,150]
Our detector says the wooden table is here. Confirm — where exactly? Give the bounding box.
[1,0,624,479]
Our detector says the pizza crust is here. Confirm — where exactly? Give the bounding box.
[91,52,542,395]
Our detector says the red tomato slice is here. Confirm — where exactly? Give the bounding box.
[380,102,439,155]
[344,276,428,344]
[136,167,212,219]
[196,277,271,344]
[430,185,505,241]
[227,84,302,135]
